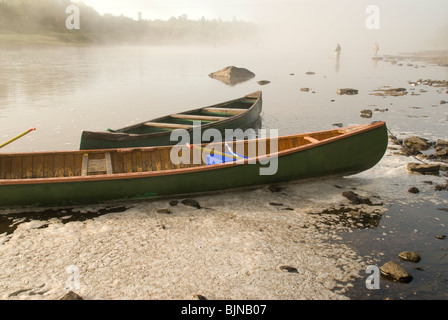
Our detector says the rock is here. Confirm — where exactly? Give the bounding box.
[209,66,255,86]
[360,109,373,118]
[408,187,420,194]
[380,261,413,283]
[257,80,270,85]
[305,71,315,75]
[181,199,201,209]
[59,291,83,300]
[437,139,448,147]
[193,294,207,300]
[157,208,172,214]
[407,163,440,174]
[370,87,407,96]
[300,87,310,92]
[441,100,447,104]
[435,184,447,191]
[342,191,373,205]
[169,200,179,206]
[435,148,448,158]
[336,88,358,95]
[398,251,421,263]
[404,136,431,151]
[279,265,298,273]
[435,235,447,240]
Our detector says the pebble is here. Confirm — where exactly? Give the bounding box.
[156,209,172,214]
[279,265,298,273]
[408,187,420,194]
[181,199,201,209]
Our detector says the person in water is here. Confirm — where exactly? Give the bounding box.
[335,43,341,54]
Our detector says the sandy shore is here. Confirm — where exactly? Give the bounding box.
[0,177,379,300]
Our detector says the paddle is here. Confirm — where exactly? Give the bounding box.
[0,127,36,149]
[185,143,245,160]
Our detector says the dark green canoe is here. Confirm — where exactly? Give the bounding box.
[79,91,262,150]
[0,122,388,207]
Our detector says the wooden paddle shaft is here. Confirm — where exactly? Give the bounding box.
[0,128,36,149]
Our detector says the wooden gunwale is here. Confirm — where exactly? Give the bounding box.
[0,122,385,186]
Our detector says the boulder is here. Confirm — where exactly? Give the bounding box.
[300,88,310,92]
[209,66,255,86]
[404,136,430,151]
[380,261,413,283]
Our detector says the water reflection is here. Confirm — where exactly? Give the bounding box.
[0,49,95,107]
[335,51,341,73]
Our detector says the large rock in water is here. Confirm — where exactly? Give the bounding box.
[209,66,255,86]
[380,261,413,283]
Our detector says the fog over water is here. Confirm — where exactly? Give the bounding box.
[80,0,448,53]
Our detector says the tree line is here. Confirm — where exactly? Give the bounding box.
[0,0,259,45]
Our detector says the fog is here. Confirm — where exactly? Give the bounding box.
[81,0,448,53]
[249,0,448,54]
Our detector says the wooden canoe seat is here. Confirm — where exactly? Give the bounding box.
[303,136,320,144]
[170,114,228,121]
[202,107,247,115]
[82,152,113,176]
[143,122,193,129]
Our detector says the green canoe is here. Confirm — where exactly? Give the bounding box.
[0,122,388,207]
[79,91,262,150]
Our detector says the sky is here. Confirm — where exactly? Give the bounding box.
[77,0,448,51]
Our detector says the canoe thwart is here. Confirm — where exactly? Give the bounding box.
[202,107,247,115]
[143,122,193,129]
[303,136,320,144]
[170,114,228,121]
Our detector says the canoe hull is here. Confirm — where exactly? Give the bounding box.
[79,92,262,150]
[0,122,388,207]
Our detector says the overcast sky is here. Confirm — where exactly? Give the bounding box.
[77,0,448,51]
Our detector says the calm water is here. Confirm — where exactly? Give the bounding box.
[0,44,447,299]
